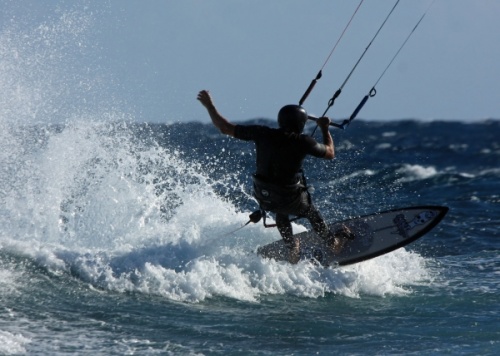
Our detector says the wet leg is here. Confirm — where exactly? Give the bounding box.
[302,205,330,240]
[303,205,354,254]
[276,213,300,264]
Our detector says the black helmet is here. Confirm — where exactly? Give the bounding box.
[277,105,308,133]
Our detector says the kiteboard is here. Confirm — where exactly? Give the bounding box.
[257,205,448,267]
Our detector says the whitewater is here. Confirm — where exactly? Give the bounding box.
[1,6,499,356]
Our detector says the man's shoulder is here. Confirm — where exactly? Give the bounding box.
[298,134,326,157]
[298,133,319,144]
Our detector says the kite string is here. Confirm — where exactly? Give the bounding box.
[321,0,401,117]
[319,0,364,71]
[373,0,436,88]
[342,0,438,129]
[299,0,364,105]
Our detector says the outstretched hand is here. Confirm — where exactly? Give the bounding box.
[197,90,215,110]
[196,89,236,137]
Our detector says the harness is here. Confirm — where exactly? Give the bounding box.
[250,171,311,228]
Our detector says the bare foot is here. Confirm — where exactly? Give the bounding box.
[326,225,354,254]
[336,224,355,240]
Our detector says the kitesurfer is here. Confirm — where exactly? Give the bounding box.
[197,90,353,263]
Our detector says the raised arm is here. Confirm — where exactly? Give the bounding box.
[197,90,236,137]
[316,116,335,159]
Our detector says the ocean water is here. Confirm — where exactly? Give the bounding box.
[1,7,500,356]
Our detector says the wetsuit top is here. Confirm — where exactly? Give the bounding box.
[234,125,327,185]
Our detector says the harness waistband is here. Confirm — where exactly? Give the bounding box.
[253,173,304,187]
[252,174,305,194]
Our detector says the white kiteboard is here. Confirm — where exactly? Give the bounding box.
[257,205,448,267]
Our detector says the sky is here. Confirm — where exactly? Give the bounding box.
[1,0,500,124]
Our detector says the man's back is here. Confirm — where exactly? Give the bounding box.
[234,125,326,185]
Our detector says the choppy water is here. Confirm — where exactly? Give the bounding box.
[1,5,499,356]
[1,118,499,355]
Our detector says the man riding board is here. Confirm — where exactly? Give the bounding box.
[197,90,352,263]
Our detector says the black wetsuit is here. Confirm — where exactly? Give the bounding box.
[234,125,331,244]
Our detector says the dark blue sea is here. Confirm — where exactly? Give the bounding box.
[1,117,499,355]
[1,5,500,356]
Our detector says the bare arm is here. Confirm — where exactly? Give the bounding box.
[197,90,236,137]
[317,116,335,159]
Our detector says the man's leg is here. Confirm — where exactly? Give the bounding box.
[275,213,300,264]
[275,213,293,242]
[301,202,354,253]
[301,204,330,240]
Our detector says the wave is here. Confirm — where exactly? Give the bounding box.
[394,164,499,184]
[396,164,440,183]
[2,5,489,306]
[0,330,30,355]
[2,235,432,304]
[0,118,435,303]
